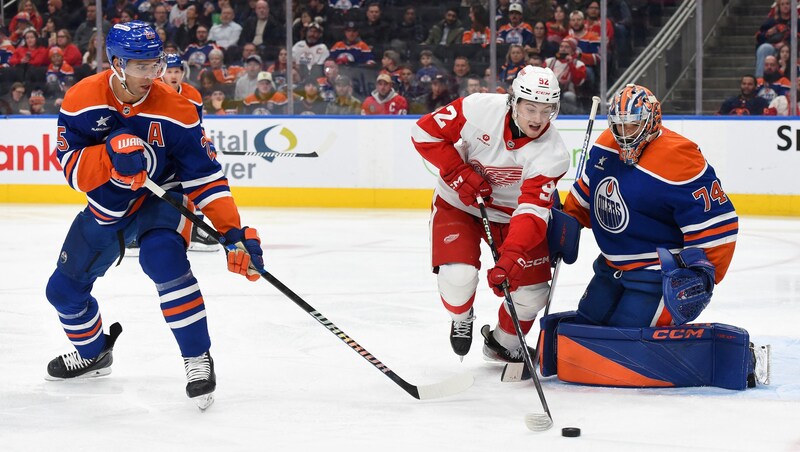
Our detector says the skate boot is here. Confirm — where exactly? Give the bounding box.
[188,226,220,252]
[480,325,534,363]
[184,351,216,410]
[450,308,475,360]
[46,322,123,380]
[747,342,771,388]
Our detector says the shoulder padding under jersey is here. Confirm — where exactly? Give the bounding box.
[61,71,115,114]
[178,81,203,105]
[595,127,706,183]
[61,70,200,127]
[460,93,509,126]
[140,82,200,126]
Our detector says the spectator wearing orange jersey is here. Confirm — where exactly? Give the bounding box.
[330,22,376,67]
[197,48,245,85]
[462,4,492,47]
[243,71,288,114]
[584,1,615,48]
[567,10,600,87]
[546,4,569,44]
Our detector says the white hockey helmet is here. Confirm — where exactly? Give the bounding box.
[510,65,560,123]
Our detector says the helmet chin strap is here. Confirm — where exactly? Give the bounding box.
[511,101,524,132]
[112,59,138,97]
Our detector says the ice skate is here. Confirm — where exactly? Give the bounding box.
[480,325,533,363]
[748,342,771,387]
[46,322,122,380]
[188,226,220,252]
[184,351,216,410]
[450,308,475,361]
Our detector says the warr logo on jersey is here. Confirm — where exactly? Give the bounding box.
[109,140,157,190]
[594,176,629,233]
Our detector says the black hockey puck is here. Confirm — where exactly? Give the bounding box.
[562,427,581,437]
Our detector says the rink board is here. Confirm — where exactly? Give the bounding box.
[0,115,798,215]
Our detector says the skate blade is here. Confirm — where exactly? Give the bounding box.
[192,393,215,411]
[44,367,112,381]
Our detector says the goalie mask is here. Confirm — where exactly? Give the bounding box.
[607,84,662,166]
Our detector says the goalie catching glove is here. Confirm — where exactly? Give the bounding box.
[657,247,715,325]
[106,128,147,190]
[223,227,264,281]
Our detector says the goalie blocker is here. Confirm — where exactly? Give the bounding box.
[537,311,769,390]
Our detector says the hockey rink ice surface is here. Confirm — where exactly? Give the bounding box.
[0,205,798,452]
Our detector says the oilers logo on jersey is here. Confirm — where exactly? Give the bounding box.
[594,176,629,233]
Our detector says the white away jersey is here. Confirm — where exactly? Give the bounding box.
[411,93,570,225]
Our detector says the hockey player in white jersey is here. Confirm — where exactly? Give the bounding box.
[411,66,570,362]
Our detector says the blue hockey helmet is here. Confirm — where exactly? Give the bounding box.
[607,84,662,166]
[106,21,165,79]
[165,53,184,69]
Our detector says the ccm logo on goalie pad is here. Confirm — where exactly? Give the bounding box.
[650,328,705,340]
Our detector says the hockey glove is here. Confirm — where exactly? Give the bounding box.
[106,128,147,190]
[657,247,716,325]
[223,227,264,281]
[487,248,529,296]
[442,163,492,207]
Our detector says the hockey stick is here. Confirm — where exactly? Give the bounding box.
[502,95,601,383]
[142,178,473,400]
[225,151,320,158]
[476,196,552,432]
[223,131,337,159]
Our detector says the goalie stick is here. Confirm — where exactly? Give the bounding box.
[142,177,473,400]
[477,195,552,432]
[501,95,601,383]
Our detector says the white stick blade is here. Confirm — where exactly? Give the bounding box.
[416,372,474,400]
[501,362,529,382]
[524,413,553,432]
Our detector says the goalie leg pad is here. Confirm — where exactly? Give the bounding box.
[437,263,479,319]
[554,321,752,390]
[538,311,577,377]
